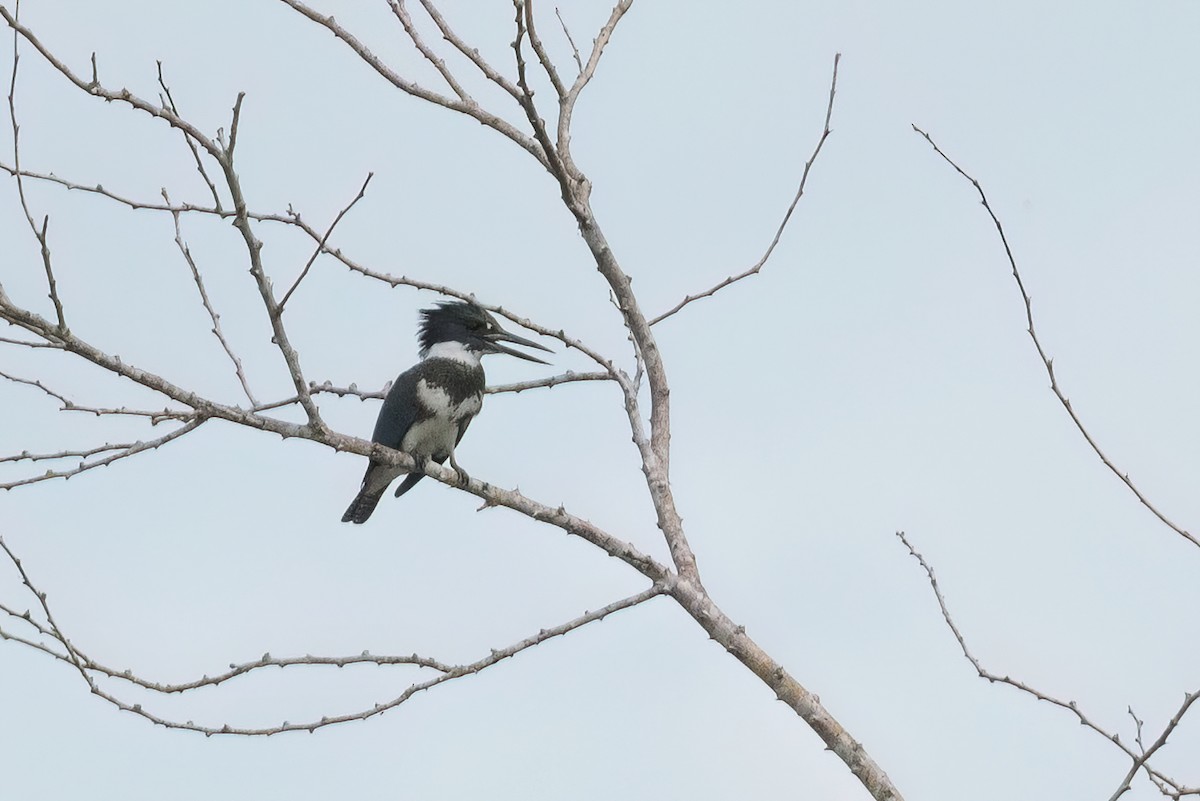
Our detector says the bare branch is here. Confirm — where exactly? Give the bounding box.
[554,7,583,73]
[0,535,87,677]
[555,0,632,173]
[0,333,63,348]
[669,575,904,801]
[0,369,71,404]
[0,623,71,663]
[0,543,664,736]
[164,191,258,405]
[511,0,580,219]
[487,370,611,394]
[156,61,222,211]
[0,161,618,381]
[6,2,65,329]
[650,52,841,326]
[1108,691,1200,801]
[0,442,136,464]
[276,0,547,166]
[521,0,567,100]
[897,531,1192,796]
[913,125,1199,550]
[388,0,471,102]
[0,418,204,490]
[97,650,453,695]
[293,370,611,409]
[0,368,192,423]
[415,0,522,101]
[225,90,244,158]
[277,172,373,313]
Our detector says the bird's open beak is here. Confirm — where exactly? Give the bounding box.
[486,327,553,364]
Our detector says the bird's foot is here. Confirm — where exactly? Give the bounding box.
[448,455,470,487]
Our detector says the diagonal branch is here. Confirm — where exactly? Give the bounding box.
[554,0,631,175]
[0,333,63,348]
[521,0,566,100]
[277,171,373,313]
[0,442,136,464]
[1107,690,1200,801]
[511,0,580,218]
[553,7,583,73]
[156,62,222,211]
[165,191,258,405]
[897,531,1193,796]
[6,1,65,329]
[650,52,841,326]
[913,125,1199,551]
[388,0,471,102]
[276,0,547,167]
[415,0,523,101]
[0,418,204,490]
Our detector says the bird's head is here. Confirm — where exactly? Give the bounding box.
[417,301,552,364]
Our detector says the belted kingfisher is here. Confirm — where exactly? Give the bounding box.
[342,301,551,524]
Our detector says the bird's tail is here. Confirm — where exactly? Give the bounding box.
[342,488,385,524]
[393,472,425,499]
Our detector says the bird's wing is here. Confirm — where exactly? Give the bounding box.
[371,366,421,449]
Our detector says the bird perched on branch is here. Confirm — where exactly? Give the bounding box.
[342,300,551,524]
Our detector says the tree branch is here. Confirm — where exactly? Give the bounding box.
[897,531,1194,797]
[913,125,1199,551]
[6,1,65,330]
[0,418,204,490]
[277,171,373,314]
[650,52,840,326]
[276,0,548,166]
[0,539,665,735]
[164,190,258,405]
[415,0,523,101]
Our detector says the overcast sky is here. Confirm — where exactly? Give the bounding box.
[2,2,1199,799]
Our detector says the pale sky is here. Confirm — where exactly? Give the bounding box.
[2,2,1199,799]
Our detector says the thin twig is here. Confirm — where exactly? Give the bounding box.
[286,370,612,410]
[0,367,190,423]
[389,0,471,102]
[913,125,1199,550]
[554,7,583,73]
[511,0,579,219]
[521,0,566,100]
[0,568,663,735]
[156,61,222,211]
[277,172,373,313]
[0,535,86,675]
[1107,691,1200,801]
[650,53,841,326]
[0,333,63,348]
[164,190,258,405]
[554,0,632,175]
[0,442,135,464]
[0,418,204,490]
[897,531,1191,796]
[0,369,70,404]
[276,0,547,166]
[415,0,523,101]
[6,0,65,329]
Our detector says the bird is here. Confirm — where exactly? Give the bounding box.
[341,300,551,524]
